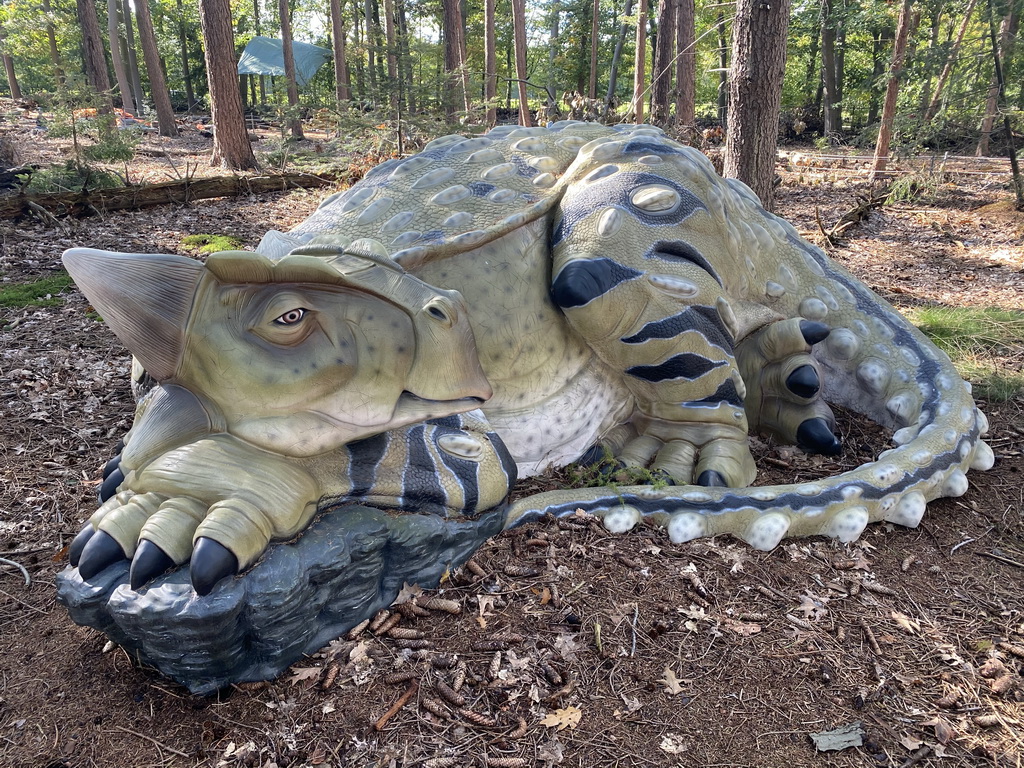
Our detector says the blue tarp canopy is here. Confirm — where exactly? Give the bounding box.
[237,36,331,87]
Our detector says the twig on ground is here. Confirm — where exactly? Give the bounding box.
[979,551,1024,569]
[111,725,191,758]
[374,679,418,730]
[0,557,30,587]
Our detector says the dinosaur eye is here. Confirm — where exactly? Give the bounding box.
[273,308,308,326]
[424,297,457,328]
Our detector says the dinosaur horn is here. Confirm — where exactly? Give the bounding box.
[62,248,204,381]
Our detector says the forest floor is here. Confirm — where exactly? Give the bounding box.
[1,107,1024,768]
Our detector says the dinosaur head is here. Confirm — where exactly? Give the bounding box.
[62,245,491,456]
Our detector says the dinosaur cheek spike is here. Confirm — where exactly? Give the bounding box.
[743,513,790,550]
[821,506,869,543]
[667,512,709,544]
[600,505,642,534]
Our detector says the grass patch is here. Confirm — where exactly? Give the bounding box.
[26,160,124,194]
[181,234,246,254]
[907,306,1024,401]
[0,271,76,308]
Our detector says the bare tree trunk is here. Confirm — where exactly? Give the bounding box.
[198,0,257,169]
[548,2,560,110]
[397,0,414,113]
[867,24,892,125]
[977,4,1017,156]
[1,51,19,100]
[980,0,1022,207]
[926,0,979,121]
[674,0,694,131]
[484,0,497,126]
[135,0,179,136]
[511,0,532,126]
[442,0,466,117]
[588,0,600,99]
[871,0,913,179]
[277,0,304,138]
[76,0,114,111]
[364,0,378,104]
[605,0,634,117]
[650,0,674,126]
[351,0,365,103]
[820,0,840,142]
[176,0,197,109]
[631,0,648,123]
[716,11,728,126]
[253,0,266,105]
[382,0,399,113]
[723,0,791,210]
[330,0,351,105]
[108,0,135,113]
[40,0,65,84]
[121,0,146,114]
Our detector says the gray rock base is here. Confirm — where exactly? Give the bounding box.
[56,503,507,694]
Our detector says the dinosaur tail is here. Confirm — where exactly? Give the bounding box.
[505,190,995,550]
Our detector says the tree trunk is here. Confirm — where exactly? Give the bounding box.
[820,0,840,141]
[330,0,351,105]
[176,0,197,109]
[588,0,600,99]
[803,15,819,105]
[926,0,978,121]
[674,0,695,131]
[631,0,648,123]
[484,0,497,125]
[121,0,146,114]
[197,0,257,169]
[650,0,674,126]
[278,0,304,139]
[548,2,560,110]
[76,0,114,111]
[397,0,414,113]
[867,25,892,126]
[977,3,1017,155]
[351,0,365,102]
[511,0,531,125]
[980,0,1022,206]
[40,0,65,84]
[0,29,20,100]
[252,0,266,105]
[716,11,728,126]
[871,0,913,179]
[382,0,398,112]
[605,0,634,117]
[723,0,791,210]
[441,0,469,117]
[136,0,179,136]
[108,0,136,114]
[364,0,378,104]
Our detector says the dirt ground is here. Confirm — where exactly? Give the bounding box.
[1,112,1023,768]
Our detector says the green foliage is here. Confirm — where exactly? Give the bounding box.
[181,234,246,254]
[908,306,1024,402]
[0,271,75,308]
[81,117,142,162]
[25,160,123,194]
[565,447,672,491]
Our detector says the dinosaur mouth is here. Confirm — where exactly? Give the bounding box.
[396,392,488,421]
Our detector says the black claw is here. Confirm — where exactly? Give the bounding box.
[697,470,728,487]
[101,455,122,480]
[649,469,677,486]
[799,320,831,345]
[77,530,128,580]
[796,418,842,456]
[129,540,176,590]
[786,364,821,399]
[190,537,238,596]
[98,466,125,503]
[575,444,608,467]
[68,525,96,567]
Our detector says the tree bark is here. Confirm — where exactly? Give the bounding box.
[588,0,600,99]
[650,0,674,126]
[330,0,351,105]
[278,0,304,139]
[548,2,560,109]
[716,11,728,126]
[977,3,1017,156]
[820,0,840,141]
[605,0,634,117]
[723,0,791,210]
[40,0,65,84]
[121,0,146,114]
[176,0,197,109]
[631,0,648,123]
[108,0,136,114]
[511,0,532,125]
[198,0,257,169]
[484,0,497,125]
[136,0,179,136]
[0,30,20,100]
[674,0,695,132]
[926,0,979,121]
[76,0,114,111]
[442,0,468,117]
[871,0,913,179]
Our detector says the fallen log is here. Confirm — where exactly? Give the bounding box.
[0,169,357,220]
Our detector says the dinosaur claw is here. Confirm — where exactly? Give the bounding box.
[190,537,238,596]
[77,530,128,580]
[799,320,830,345]
[697,469,728,487]
[649,469,677,486]
[98,467,125,503]
[129,540,176,590]
[786,364,820,398]
[68,525,96,567]
[796,418,842,456]
[101,455,122,480]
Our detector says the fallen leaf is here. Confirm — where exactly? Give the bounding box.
[554,633,579,661]
[659,666,685,695]
[721,617,761,636]
[809,722,864,751]
[660,733,687,754]
[539,706,582,731]
[537,736,564,764]
[287,666,321,686]
[891,611,921,635]
[392,582,423,605]
[900,735,924,750]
